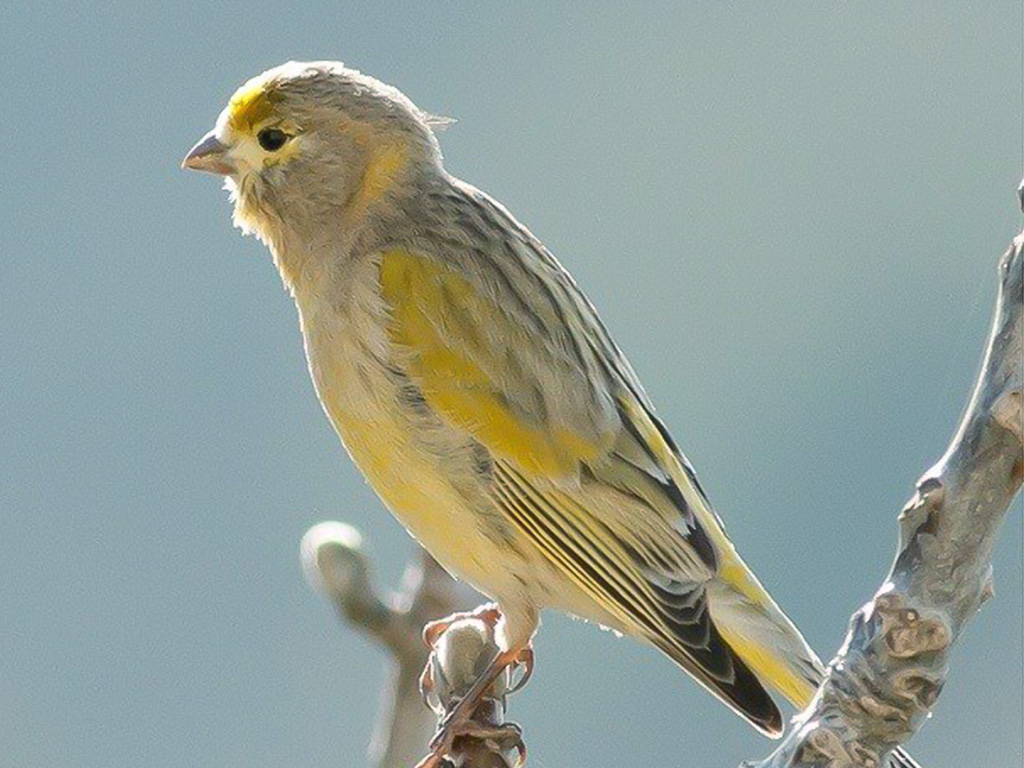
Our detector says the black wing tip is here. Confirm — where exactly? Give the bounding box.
[889,747,924,768]
[705,632,783,738]
[654,629,783,738]
[707,651,784,738]
[744,687,784,739]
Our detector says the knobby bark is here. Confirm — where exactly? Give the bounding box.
[746,215,1023,767]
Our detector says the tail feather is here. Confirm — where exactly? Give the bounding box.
[651,619,784,738]
[707,571,824,708]
[707,561,926,768]
[890,747,923,768]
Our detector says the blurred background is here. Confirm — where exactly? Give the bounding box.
[0,2,1020,766]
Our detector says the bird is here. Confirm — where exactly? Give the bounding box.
[182,61,921,768]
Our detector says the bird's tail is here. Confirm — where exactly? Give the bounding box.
[707,554,924,768]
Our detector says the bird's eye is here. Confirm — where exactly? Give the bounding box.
[257,128,289,152]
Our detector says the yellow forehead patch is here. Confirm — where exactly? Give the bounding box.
[227,79,281,131]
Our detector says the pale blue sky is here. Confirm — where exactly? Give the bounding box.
[0,2,1020,767]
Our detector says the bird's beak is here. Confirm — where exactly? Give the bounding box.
[181,131,235,175]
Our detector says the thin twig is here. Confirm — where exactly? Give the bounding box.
[302,522,525,767]
[301,522,462,768]
[421,615,524,768]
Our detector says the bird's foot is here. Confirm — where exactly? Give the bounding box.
[416,714,526,768]
[506,646,534,695]
[422,603,502,648]
[457,719,525,759]
[454,719,527,766]
[419,603,504,710]
[426,647,531,743]
[417,604,534,767]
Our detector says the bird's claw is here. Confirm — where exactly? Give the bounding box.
[464,721,526,765]
[428,709,456,752]
[419,659,436,710]
[506,647,534,696]
[420,719,526,768]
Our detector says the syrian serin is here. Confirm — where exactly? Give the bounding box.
[182,61,921,768]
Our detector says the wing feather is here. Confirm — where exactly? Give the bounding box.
[377,201,781,734]
[496,460,781,735]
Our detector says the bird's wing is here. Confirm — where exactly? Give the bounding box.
[377,207,781,735]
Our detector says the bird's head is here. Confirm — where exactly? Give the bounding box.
[182,61,445,249]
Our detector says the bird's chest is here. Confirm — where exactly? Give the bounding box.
[294,271,494,568]
[298,272,426,488]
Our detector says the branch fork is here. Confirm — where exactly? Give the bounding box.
[301,523,525,768]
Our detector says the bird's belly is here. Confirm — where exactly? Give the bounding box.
[307,338,528,599]
[314,347,643,640]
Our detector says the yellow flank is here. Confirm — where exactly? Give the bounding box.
[328,408,452,532]
[317,391,507,593]
[378,249,601,478]
[716,621,817,708]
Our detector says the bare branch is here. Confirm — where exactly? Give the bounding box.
[420,616,524,768]
[746,215,1023,766]
[301,522,462,768]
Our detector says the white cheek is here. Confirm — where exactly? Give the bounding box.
[230,139,266,175]
[213,118,267,177]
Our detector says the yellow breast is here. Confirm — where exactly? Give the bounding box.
[294,267,521,594]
